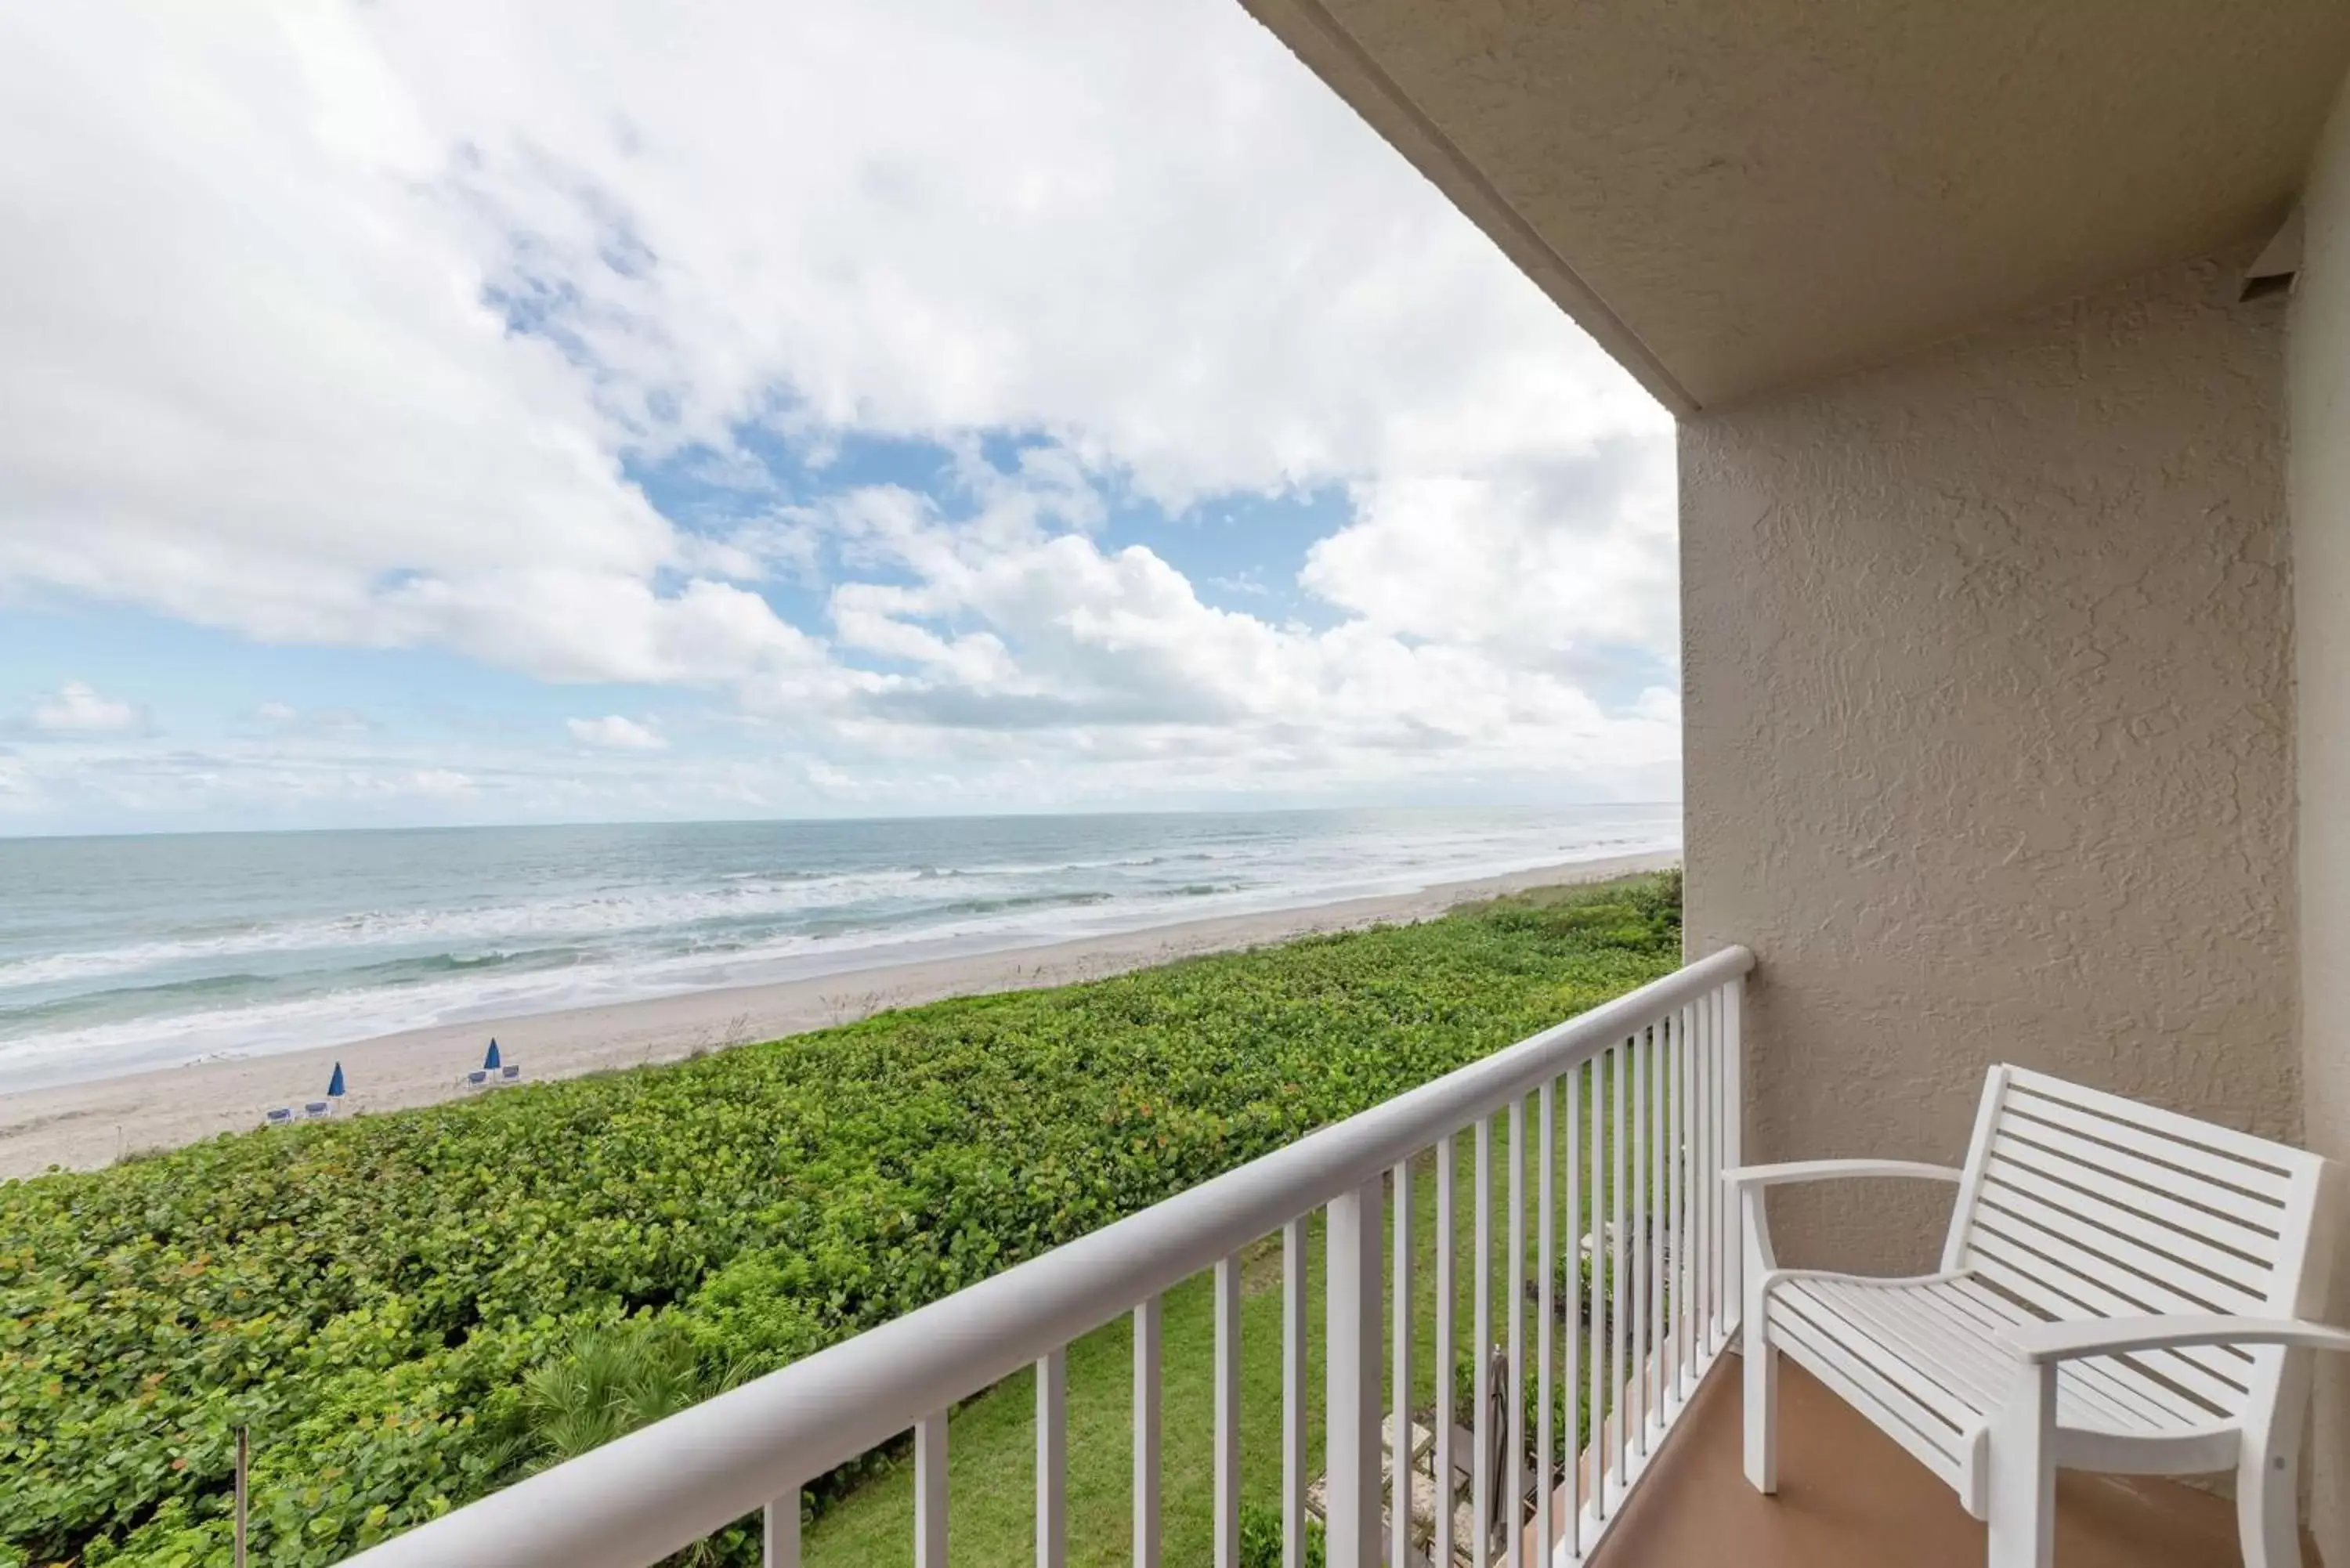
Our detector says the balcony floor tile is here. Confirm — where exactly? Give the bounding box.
[1588,1355,2292,1568]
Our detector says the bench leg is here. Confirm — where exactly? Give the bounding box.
[2237,1445,2299,1568]
[1737,1188,1780,1495]
[1741,1306,1777,1494]
[1985,1364,2055,1568]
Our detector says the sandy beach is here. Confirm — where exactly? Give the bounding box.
[0,851,1674,1179]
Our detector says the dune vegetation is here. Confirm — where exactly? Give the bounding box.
[0,873,1680,1567]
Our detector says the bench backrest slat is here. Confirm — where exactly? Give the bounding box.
[1942,1064,2334,1419]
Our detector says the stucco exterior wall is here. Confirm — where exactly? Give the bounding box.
[2290,68,2350,1568]
[1681,251,2299,1284]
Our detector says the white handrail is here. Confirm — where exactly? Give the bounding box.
[340,944,1754,1568]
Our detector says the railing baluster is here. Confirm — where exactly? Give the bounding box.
[1216,1259,1241,1568]
[1723,978,1744,1340]
[1283,1219,1307,1568]
[763,1491,800,1568]
[1537,1081,1556,1563]
[1135,1296,1162,1568]
[1037,1349,1066,1568]
[1649,1017,1666,1434]
[1393,1161,1413,1568]
[1660,1011,1677,1411]
[1630,1028,1648,1458]
[1672,1004,1690,1404]
[1329,1181,1385,1568]
[1723,987,1738,1353]
[1694,991,1713,1359]
[1565,1064,1583,1554]
[1473,1115,1493,1568]
[1611,1038,1629,1490]
[1694,1004,1707,1382]
[1587,1055,1607,1525]
[1435,1134,1457,1568]
[1708,985,1726,1352]
[916,1413,948,1568]
[1506,1097,1526,1568]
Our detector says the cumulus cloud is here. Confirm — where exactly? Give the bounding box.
[373,0,1662,501]
[1303,441,1679,663]
[248,703,374,739]
[768,473,1681,797]
[405,769,477,799]
[0,0,1679,818]
[26,681,143,736]
[567,714,667,751]
[0,3,809,687]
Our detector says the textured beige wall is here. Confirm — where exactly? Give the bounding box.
[1682,251,2299,1281]
[2290,68,2350,1568]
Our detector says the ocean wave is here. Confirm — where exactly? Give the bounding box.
[0,811,1684,1092]
[0,871,935,992]
[344,946,592,981]
[0,847,1302,994]
[0,970,277,1030]
[0,946,595,1037]
[938,889,1116,916]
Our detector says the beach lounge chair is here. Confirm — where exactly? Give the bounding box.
[465,1069,490,1089]
[263,1107,294,1126]
[302,1100,332,1119]
[497,1062,522,1084]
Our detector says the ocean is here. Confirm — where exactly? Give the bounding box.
[0,804,1679,1093]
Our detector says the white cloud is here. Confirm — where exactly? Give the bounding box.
[27,681,143,736]
[247,702,374,739]
[0,0,1679,817]
[364,0,1663,503]
[0,739,530,830]
[567,714,667,751]
[0,3,809,687]
[404,768,477,799]
[775,477,1680,797]
[1302,442,1679,664]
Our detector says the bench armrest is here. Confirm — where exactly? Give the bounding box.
[1727,1162,1965,1294]
[1723,1159,1964,1190]
[2001,1314,2350,1365]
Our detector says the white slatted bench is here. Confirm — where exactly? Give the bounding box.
[1729,1064,2350,1568]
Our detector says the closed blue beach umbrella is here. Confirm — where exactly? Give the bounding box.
[484,1039,501,1071]
[327,1061,346,1098]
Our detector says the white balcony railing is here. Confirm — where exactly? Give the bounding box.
[341,945,1753,1568]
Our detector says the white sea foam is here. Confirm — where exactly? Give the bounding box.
[0,807,1680,1092]
[0,865,952,989]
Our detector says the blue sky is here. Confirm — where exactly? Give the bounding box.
[0,0,1680,836]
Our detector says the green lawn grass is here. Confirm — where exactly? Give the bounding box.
[804,1054,1682,1568]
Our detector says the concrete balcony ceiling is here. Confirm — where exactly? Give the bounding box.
[1242,0,2350,414]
